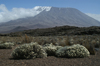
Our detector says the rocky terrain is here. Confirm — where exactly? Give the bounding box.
[1,25,100,36]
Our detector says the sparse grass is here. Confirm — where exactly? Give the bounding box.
[58,36,71,46]
[0,35,100,55]
[21,34,33,43]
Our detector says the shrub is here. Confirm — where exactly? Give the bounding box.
[56,44,90,58]
[85,45,96,55]
[43,43,62,56]
[0,42,14,49]
[94,41,100,48]
[11,42,47,59]
[21,34,33,43]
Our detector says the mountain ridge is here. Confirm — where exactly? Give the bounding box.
[0,6,100,33]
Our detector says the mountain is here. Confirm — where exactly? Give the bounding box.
[9,26,29,32]
[32,7,100,27]
[1,26,29,33]
[0,6,100,33]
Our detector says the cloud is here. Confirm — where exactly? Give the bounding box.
[0,4,42,23]
[86,13,100,22]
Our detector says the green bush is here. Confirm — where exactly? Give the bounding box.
[43,43,62,56]
[0,42,14,49]
[56,44,90,58]
[11,42,47,59]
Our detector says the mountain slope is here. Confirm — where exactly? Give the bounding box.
[1,26,29,33]
[32,7,100,27]
[0,6,100,33]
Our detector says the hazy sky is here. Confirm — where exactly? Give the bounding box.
[0,0,100,22]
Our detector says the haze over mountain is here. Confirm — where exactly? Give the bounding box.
[0,6,100,33]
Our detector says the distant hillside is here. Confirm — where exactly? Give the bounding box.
[1,26,29,33]
[1,25,100,37]
[0,6,100,33]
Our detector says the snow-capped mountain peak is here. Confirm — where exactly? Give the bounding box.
[34,6,51,11]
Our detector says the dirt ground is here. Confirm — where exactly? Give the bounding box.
[0,46,100,66]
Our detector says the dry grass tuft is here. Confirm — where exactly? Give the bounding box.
[21,34,33,43]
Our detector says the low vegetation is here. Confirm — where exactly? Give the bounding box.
[43,43,62,56]
[0,42,14,49]
[56,44,90,58]
[21,34,33,43]
[11,42,47,59]
[0,34,100,59]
